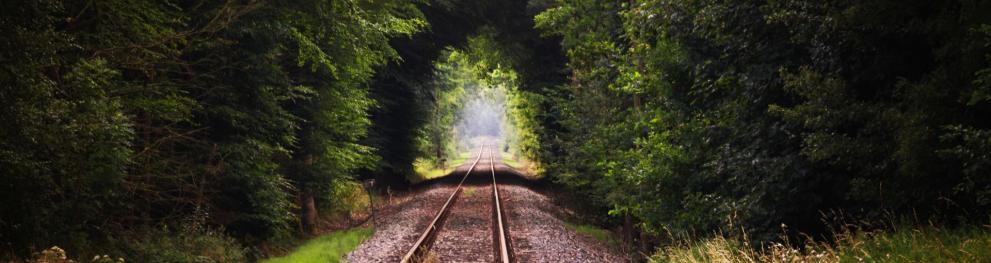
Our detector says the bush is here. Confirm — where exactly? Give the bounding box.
[105,227,246,263]
[22,225,247,263]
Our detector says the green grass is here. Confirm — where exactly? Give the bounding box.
[651,224,991,263]
[500,153,544,179]
[261,227,373,263]
[409,152,472,183]
[501,155,521,168]
[494,149,519,168]
[565,222,619,248]
[450,151,470,165]
[411,159,452,183]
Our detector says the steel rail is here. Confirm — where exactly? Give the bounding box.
[490,145,512,263]
[400,145,486,263]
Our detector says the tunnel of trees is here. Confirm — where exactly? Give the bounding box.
[356,0,566,190]
[2,0,991,261]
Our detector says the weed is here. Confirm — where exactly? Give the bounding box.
[462,188,477,197]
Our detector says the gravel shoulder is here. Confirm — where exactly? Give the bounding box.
[345,185,456,262]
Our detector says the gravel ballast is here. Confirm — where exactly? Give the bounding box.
[347,151,625,262]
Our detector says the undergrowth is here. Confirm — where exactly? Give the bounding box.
[19,226,246,263]
[651,223,991,263]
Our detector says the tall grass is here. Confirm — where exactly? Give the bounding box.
[652,224,991,263]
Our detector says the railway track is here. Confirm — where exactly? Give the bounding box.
[401,144,513,263]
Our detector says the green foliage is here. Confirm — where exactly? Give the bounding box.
[361,0,565,188]
[5,0,991,260]
[416,49,469,167]
[504,86,544,164]
[1,30,135,253]
[0,0,422,259]
[108,227,247,263]
[319,180,372,217]
[420,32,547,174]
[536,0,991,249]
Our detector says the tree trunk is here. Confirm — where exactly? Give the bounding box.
[623,213,634,252]
[639,226,650,261]
[299,191,317,236]
[436,143,443,162]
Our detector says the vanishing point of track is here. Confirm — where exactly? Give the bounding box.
[401,144,513,263]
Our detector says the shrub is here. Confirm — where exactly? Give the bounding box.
[105,227,246,263]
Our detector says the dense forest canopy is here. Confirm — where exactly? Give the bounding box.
[0,0,556,260]
[2,0,991,261]
[360,0,564,188]
[415,34,545,172]
[534,0,991,244]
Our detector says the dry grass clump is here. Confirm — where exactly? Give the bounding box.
[652,223,991,263]
[654,236,834,263]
